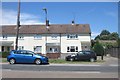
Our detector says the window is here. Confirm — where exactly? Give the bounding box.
[25,51,34,55]
[49,47,58,53]
[18,35,24,40]
[18,46,24,50]
[67,46,78,52]
[78,51,84,55]
[34,46,42,53]
[2,35,7,40]
[67,34,78,39]
[34,34,42,39]
[51,34,57,40]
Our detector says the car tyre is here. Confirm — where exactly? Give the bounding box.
[35,59,41,65]
[90,58,95,62]
[70,58,74,61]
[9,58,16,64]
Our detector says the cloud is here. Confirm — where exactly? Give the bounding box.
[1,9,45,25]
[91,32,100,39]
[105,12,117,18]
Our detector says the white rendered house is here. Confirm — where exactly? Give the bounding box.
[0,24,91,58]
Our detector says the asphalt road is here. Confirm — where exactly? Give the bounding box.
[1,63,118,78]
[2,64,118,72]
[1,57,118,78]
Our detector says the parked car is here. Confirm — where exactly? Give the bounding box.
[65,50,97,62]
[7,50,49,65]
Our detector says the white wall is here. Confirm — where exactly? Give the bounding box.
[0,33,91,54]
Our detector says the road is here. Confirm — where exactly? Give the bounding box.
[1,63,118,78]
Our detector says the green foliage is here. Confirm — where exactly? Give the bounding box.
[95,30,119,40]
[117,38,120,47]
[100,30,110,36]
[93,41,104,56]
[109,32,119,40]
[2,52,9,58]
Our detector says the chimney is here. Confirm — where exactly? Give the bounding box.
[72,20,75,25]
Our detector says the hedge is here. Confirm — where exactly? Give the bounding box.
[1,52,10,58]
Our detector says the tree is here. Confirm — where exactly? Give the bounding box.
[93,41,104,56]
[94,35,100,40]
[94,30,119,40]
[117,38,120,47]
[100,30,110,36]
[109,32,119,40]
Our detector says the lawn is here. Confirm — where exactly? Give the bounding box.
[2,58,105,64]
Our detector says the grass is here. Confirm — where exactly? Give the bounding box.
[2,58,105,64]
[2,58,7,63]
[49,59,105,64]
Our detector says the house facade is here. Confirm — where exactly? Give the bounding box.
[0,24,91,59]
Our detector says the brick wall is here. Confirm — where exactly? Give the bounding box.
[46,53,61,59]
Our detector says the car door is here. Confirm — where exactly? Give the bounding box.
[77,51,85,61]
[23,51,35,63]
[13,50,25,63]
[83,51,91,60]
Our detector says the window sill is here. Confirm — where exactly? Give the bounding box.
[34,39,42,40]
[67,39,79,40]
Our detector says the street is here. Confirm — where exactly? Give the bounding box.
[1,63,118,78]
[1,57,119,78]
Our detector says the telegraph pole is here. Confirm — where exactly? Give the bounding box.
[15,0,20,50]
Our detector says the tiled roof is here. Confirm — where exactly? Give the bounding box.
[1,24,91,34]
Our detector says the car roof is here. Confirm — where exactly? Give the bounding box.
[11,50,33,52]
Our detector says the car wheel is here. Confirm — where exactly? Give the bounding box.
[9,58,16,64]
[70,58,74,61]
[35,59,41,65]
[90,58,95,62]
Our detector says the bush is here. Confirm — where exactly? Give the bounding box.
[93,41,104,56]
[2,52,10,58]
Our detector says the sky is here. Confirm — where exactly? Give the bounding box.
[1,2,119,39]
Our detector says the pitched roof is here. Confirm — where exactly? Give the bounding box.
[1,24,91,34]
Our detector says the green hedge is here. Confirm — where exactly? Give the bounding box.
[1,52,10,58]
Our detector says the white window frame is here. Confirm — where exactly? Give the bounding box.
[18,46,24,50]
[18,35,24,40]
[2,35,7,40]
[34,34,42,40]
[67,34,78,39]
[51,34,57,40]
[34,46,42,53]
[67,46,78,52]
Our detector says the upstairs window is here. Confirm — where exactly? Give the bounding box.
[2,35,7,40]
[34,34,42,40]
[51,34,57,40]
[18,35,24,40]
[67,34,78,39]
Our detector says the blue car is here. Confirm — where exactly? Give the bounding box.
[7,50,49,65]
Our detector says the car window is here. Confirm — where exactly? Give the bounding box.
[85,51,91,54]
[25,51,34,55]
[16,51,22,54]
[77,51,84,55]
[20,50,27,54]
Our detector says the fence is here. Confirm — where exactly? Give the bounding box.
[106,47,120,58]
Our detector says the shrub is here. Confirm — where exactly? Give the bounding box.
[2,52,10,58]
[93,41,104,56]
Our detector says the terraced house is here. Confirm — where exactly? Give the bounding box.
[0,24,91,59]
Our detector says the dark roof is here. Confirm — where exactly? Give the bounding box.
[1,24,91,34]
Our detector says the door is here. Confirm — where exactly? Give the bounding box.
[13,50,25,63]
[77,51,86,61]
[23,51,35,63]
